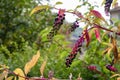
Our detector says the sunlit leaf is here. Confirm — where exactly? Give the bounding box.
[90,10,104,19]
[117,77,120,80]
[67,9,74,12]
[102,47,110,55]
[112,0,118,7]
[40,58,47,76]
[111,37,118,59]
[94,28,101,42]
[102,42,112,47]
[30,5,50,16]
[14,77,16,80]
[24,50,40,75]
[0,71,8,80]
[55,1,63,5]
[75,5,81,10]
[6,76,14,80]
[14,68,25,80]
[51,77,58,80]
[107,48,112,57]
[94,18,103,25]
[118,54,120,60]
[101,0,106,6]
[110,74,120,78]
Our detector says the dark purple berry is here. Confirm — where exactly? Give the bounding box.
[62,17,65,20]
[59,15,62,18]
[105,0,113,16]
[65,35,84,67]
[106,64,117,72]
[47,9,66,40]
[68,21,79,32]
[55,18,58,21]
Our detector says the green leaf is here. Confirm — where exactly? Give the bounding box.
[54,34,65,40]
[30,5,51,16]
[66,9,74,12]
[60,51,68,59]
[75,5,81,10]
[55,1,63,5]
[71,60,80,67]
[39,27,52,42]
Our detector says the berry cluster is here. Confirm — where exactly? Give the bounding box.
[105,0,113,16]
[68,20,79,32]
[106,64,117,72]
[65,35,84,67]
[87,65,97,71]
[47,9,65,40]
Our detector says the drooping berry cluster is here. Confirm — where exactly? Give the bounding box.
[68,20,79,32]
[47,9,65,40]
[105,0,113,16]
[106,64,117,72]
[87,65,97,71]
[65,35,84,67]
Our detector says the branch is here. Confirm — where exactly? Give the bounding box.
[93,24,120,35]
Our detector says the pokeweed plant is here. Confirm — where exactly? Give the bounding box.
[0,0,120,79]
[29,0,120,76]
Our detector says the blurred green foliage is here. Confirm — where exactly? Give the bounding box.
[0,0,54,73]
[0,0,54,52]
[0,0,120,80]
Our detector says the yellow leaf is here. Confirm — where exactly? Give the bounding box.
[0,70,8,80]
[101,0,106,6]
[40,59,47,76]
[112,0,118,7]
[107,48,112,57]
[14,77,16,80]
[118,54,120,59]
[110,74,120,78]
[24,50,40,75]
[51,77,58,80]
[111,37,118,62]
[6,76,14,80]
[30,5,50,16]
[13,68,25,80]
[102,47,110,55]
[117,77,120,80]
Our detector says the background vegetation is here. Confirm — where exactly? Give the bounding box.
[0,0,120,80]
